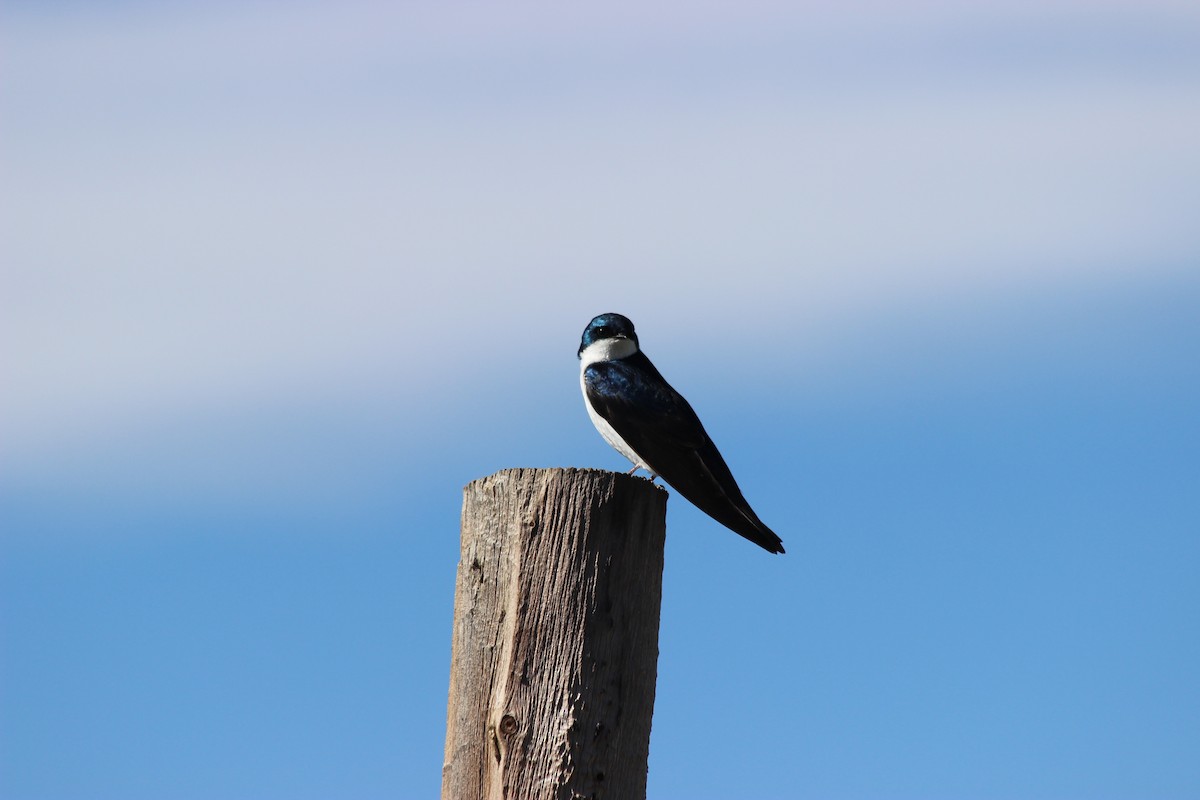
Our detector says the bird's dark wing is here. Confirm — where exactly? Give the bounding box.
[584,353,785,554]
[583,353,707,448]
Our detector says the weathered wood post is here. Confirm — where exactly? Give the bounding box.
[442,467,668,800]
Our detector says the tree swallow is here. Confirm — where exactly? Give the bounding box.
[578,312,785,554]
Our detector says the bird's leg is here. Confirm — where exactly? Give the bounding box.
[626,464,659,482]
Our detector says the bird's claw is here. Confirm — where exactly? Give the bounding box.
[626,465,659,482]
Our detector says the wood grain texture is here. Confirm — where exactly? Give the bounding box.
[443,468,668,800]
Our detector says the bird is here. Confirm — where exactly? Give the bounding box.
[578,312,785,554]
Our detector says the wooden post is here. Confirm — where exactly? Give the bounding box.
[442,468,668,800]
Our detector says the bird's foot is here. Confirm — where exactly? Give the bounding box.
[626,465,659,482]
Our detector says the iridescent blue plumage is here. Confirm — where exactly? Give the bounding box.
[578,313,785,554]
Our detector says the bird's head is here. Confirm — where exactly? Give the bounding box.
[578,313,639,362]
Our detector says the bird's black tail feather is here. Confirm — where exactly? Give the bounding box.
[660,442,785,554]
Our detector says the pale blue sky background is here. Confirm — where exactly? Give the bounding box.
[2,2,1198,798]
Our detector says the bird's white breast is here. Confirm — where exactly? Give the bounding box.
[579,338,652,471]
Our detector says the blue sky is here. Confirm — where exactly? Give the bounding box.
[2,2,1199,798]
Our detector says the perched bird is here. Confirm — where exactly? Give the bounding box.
[578,312,785,554]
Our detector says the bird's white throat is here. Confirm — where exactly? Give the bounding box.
[579,337,638,367]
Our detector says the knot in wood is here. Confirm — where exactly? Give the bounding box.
[499,714,519,737]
